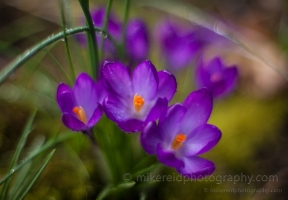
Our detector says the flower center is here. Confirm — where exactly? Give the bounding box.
[133,94,145,112]
[210,72,222,82]
[171,133,187,150]
[73,106,87,124]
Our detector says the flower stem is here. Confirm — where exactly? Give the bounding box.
[120,0,130,60]
[78,0,99,80]
[83,129,97,145]
[100,0,114,61]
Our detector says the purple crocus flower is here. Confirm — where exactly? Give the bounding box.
[56,73,107,132]
[141,88,221,178]
[126,19,149,65]
[156,21,203,71]
[101,60,177,133]
[195,57,238,98]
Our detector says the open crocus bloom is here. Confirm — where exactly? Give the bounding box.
[101,60,177,132]
[196,57,238,98]
[141,88,221,178]
[56,73,107,131]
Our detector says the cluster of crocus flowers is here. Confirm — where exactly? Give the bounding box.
[77,7,149,65]
[195,57,238,98]
[56,59,223,178]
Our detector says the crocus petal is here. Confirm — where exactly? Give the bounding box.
[180,88,212,134]
[57,83,75,114]
[96,79,108,105]
[166,34,201,70]
[126,19,149,63]
[145,97,168,123]
[222,66,238,96]
[156,144,184,169]
[74,73,98,119]
[158,104,187,147]
[195,58,211,88]
[180,124,221,156]
[177,156,215,178]
[207,80,226,98]
[91,7,105,27]
[206,57,223,74]
[141,121,162,154]
[207,66,238,98]
[118,118,145,133]
[101,62,133,98]
[157,70,177,101]
[103,95,132,123]
[87,106,103,128]
[62,113,87,131]
[132,60,158,100]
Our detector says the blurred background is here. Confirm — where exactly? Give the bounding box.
[0,0,288,199]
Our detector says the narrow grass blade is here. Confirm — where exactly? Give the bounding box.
[0,26,106,84]
[96,181,135,200]
[0,110,37,200]
[96,184,113,200]
[59,0,76,81]
[47,52,72,84]
[132,163,161,178]
[15,149,56,200]
[9,137,46,200]
[0,131,74,185]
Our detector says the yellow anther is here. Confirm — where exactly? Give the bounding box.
[133,94,145,112]
[171,133,187,150]
[73,106,88,124]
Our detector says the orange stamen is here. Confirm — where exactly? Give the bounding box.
[171,133,187,150]
[72,106,87,124]
[133,94,145,112]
